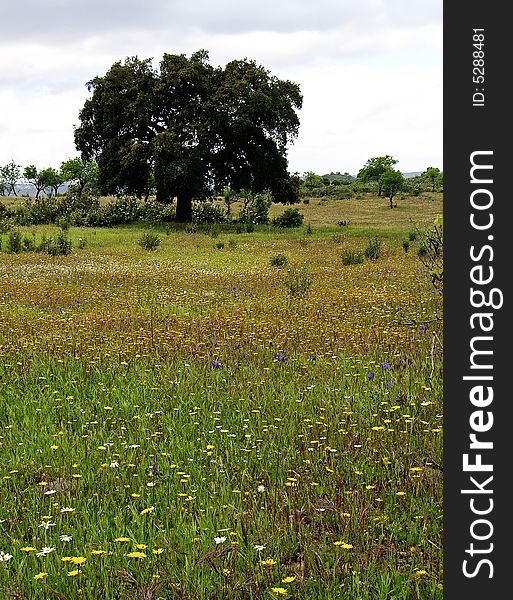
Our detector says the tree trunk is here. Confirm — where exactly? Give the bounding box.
[175,194,193,222]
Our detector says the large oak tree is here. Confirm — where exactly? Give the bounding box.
[74,50,302,221]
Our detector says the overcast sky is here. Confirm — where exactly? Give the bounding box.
[0,0,442,177]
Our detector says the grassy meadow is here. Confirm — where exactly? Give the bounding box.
[0,193,443,599]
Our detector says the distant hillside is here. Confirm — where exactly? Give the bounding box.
[322,172,356,183]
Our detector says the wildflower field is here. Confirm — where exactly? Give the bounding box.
[0,195,443,599]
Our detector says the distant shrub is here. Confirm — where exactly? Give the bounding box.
[228,238,237,248]
[142,201,176,223]
[215,241,225,249]
[46,231,73,256]
[364,238,382,260]
[285,264,313,297]
[402,239,410,253]
[6,229,23,253]
[270,253,288,267]
[138,232,161,251]
[273,208,304,228]
[192,201,227,225]
[337,220,350,227]
[238,192,271,225]
[22,234,37,252]
[246,222,255,233]
[342,249,364,266]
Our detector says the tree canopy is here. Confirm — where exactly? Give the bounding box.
[357,155,398,196]
[74,50,302,221]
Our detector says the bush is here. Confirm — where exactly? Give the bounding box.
[192,201,227,225]
[364,238,382,260]
[142,201,176,223]
[273,207,304,228]
[138,232,161,251]
[238,192,270,225]
[342,249,364,266]
[46,231,73,256]
[215,241,225,249]
[270,253,288,267]
[6,229,23,253]
[285,264,312,297]
[90,196,144,227]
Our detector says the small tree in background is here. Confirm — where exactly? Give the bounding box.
[381,168,405,208]
[357,155,398,196]
[422,167,442,192]
[0,161,21,196]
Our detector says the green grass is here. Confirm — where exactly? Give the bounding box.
[0,193,443,598]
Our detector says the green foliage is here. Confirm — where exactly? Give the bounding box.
[273,207,304,228]
[357,155,398,196]
[214,241,225,249]
[45,231,73,256]
[285,264,312,297]
[0,160,21,196]
[381,168,405,208]
[421,167,443,192]
[90,196,144,227]
[5,228,23,253]
[75,51,302,221]
[342,249,364,265]
[137,232,161,251]
[192,201,227,225]
[415,215,443,290]
[270,253,288,267]
[239,192,271,225]
[364,238,382,260]
[60,158,99,197]
[402,239,410,253]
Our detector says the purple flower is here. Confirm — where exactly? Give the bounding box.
[242,352,248,358]
[210,360,223,369]
[385,382,391,388]
[367,372,374,380]
[381,363,390,370]
[311,354,317,361]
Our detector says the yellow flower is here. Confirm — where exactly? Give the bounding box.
[114,537,130,542]
[34,572,48,580]
[136,544,147,550]
[396,491,406,496]
[67,569,80,577]
[333,541,353,549]
[282,576,296,583]
[152,548,164,555]
[61,556,73,562]
[271,588,288,596]
[140,506,155,516]
[91,550,107,556]
[21,547,37,553]
[71,557,86,565]
[415,569,428,577]
[126,551,146,559]
[260,558,277,567]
